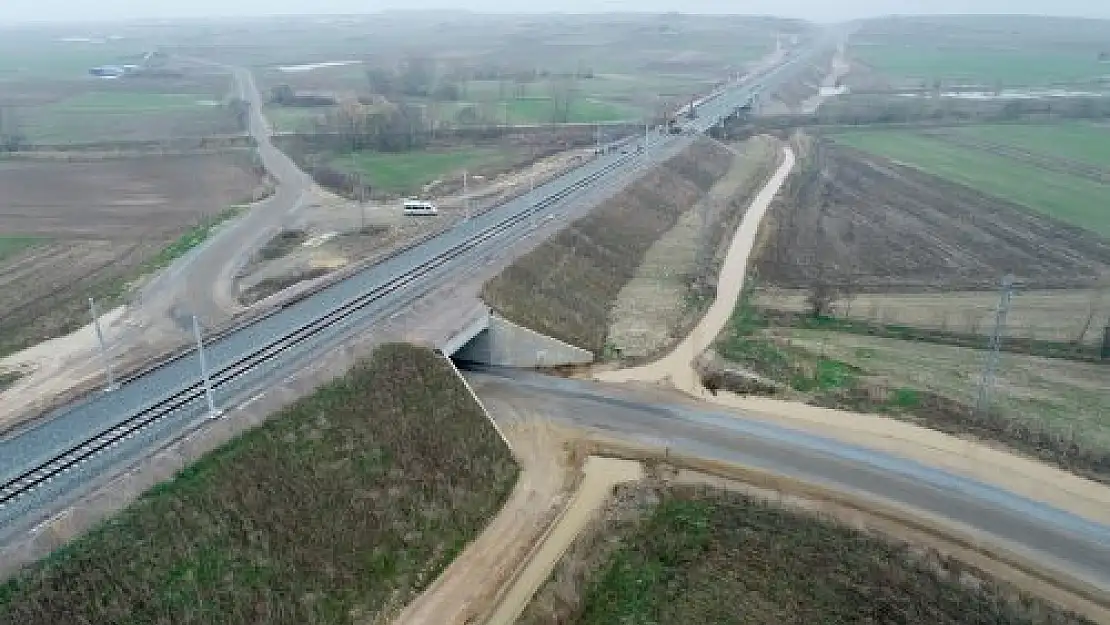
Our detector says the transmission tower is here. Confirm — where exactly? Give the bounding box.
[975,274,1015,414]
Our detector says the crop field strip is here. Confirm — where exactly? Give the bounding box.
[830,130,1110,238]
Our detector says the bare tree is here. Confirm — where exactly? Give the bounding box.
[806,281,839,318]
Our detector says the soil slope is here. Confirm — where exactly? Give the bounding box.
[482,138,736,354]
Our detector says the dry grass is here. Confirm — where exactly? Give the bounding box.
[0,152,265,358]
[482,138,735,355]
[0,344,517,625]
[752,137,1110,292]
[606,136,779,361]
[711,288,1110,482]
[520,484,1093,625]
[756,287,1110,348]
[784,329,1110,450]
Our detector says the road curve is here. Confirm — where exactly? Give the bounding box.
[465,366,1110,597]
[140,60,313,326]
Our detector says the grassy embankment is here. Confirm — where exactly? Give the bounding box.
[605,136,780,362]
[482,138,736,356]
[0,344,517,624]
[520,485,1093,625]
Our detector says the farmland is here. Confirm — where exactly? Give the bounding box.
[927,123,1110,169]
[520,485,1092,625]
[830,130,1110,238]
[0,344,518,625]
[22,96,239,144]
[713,290,1110,481]
[752,135,1110,292]
[247,13,796,130]
[847,15,1110,89]
[0,153,264,358]
[755,288,1110,349]
[724,132,1110,480]
[330,146,522,196]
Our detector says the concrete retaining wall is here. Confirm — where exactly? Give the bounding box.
[451,311,594,368]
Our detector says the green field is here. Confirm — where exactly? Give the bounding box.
[712,287,1110,481]
[852,44,1108,87]
[938,123,1110,168]
[831,130,1110,237]
[264,105,332,133]
[504,97,633,124]
[20,91,235,143]
[0,237,41,263]
[521,487,1088,625]
[0,39,147,81]
[332,147,517,194]
[45,91,217,113]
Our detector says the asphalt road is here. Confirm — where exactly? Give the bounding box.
[139,61,312,327]
[0,44,823,534]
[465,366,1110,595]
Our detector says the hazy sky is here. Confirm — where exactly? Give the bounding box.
[1,0,1108,25]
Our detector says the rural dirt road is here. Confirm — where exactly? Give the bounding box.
[597,143,796,392]
[0,61,313,431]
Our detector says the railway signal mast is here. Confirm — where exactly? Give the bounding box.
[192,315,222,420]
[89,297,118,392]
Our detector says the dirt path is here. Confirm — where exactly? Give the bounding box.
[483,457,643,625]
[591,139,1110,526]
[597,143,797,392]
[607,136,780,359]
[388,415,579,625]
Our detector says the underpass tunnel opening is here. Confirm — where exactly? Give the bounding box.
[443,311,595,371]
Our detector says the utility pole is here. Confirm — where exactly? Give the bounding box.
[89,297,117,392]
[462,169,471,220]
[1101,322,1110,362]
[192,315,221,419]
[975,275,1015,414]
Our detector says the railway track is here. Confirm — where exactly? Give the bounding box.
[0,148,647,511]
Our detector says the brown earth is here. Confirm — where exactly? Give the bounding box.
[482,138,736,355]
[752,135,1110,292]
[0,152,266,358]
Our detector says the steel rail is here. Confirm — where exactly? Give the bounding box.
[0,148,647,509]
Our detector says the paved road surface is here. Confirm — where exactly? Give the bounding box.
[140,61,313,326]
[466,366,1110,595]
